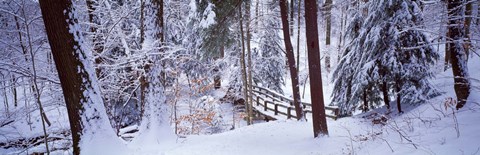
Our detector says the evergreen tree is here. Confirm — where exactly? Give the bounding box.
[333,0,439,115]
[254,1,285,94]
[198,0,239,58]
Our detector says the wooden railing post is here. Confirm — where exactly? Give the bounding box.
[253,85,341,121]
[334,108,339,120]
[274,104,279,115]
[256,96,260,106]
[264,100,268,111]
[287,107,292,119]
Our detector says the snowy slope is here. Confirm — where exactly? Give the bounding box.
[162,56,480,155]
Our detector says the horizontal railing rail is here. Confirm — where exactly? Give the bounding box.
[250,85,339,120]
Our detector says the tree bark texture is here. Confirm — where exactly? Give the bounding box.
[324,0,332,72]
[464,0,472,59]
[280,0,304,121]
[447,0,471,109]
[39,0,113,154]
[304,0,328,137]
[395,84,403,113]
[296,0,302,71]
[153,0,164,42]
[246,0,254,125]
[290,0,294,36]
[239,4,251,125]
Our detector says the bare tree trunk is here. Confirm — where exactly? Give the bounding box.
[362,89,368,112]
[214,45,223,89]
[11,75,17,107]
[246,1,254,125]
[29,40,50,155]
[395,84,403,113]
[1,74,8,114]
[13,12,28,109]
[381,82,390,110]
[239,3,251,125]
[447,0,471,109]
[338,4,347,62]
[280,0,304,120]
[296,0,302,71]
[478,1,480,25]
[255,0,259,30]
[443,1,451,71]
[86,0,105,78]
[464,0,472,59]
[444,41,451,71]
[140,0,146,45]
[152,0,164,42]
[39,0,116,154]
[304,0,328,137]
[324,0,332,72]
[13,15,28,59]
[290,0,294,36]
[152,0,167,88]
[21,3,52,144]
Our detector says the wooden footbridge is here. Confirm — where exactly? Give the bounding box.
[250,85,339,121]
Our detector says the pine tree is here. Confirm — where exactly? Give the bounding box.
[254,2,285,93]
[333,0,439,115]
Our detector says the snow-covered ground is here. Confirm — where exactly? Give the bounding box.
[101,56,480,155]
[2,50,479,155]
[163,56,480,155]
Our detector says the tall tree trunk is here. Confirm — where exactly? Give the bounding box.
[443,1,451,71]
[153,0,164,42]
[290,0,294,36]
[239,3,251,125]
[246,0,254,125]
[1,74,8,114]
[22,0,52,127]
[477,1,480,25]
[140,0,146,45]
[381,81,390,110]
[214,46,223,89]
[338,4,346,62]
[86,0,104,78]
[39,0,118,154]
[255,0,259,30]
[395,84,403,113]
[304,0,328,137]
[152,0,167,88]
[324,0,332,72]
[296,0,302,71]
[29,39,50,155]
[11,74,17,107]
[464,0,472,60]
[447,0,471,109]
[362,89,368,112]
[444,42,451,71]
[280,0,304,120]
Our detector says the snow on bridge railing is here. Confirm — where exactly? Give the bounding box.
[250,85,339,120]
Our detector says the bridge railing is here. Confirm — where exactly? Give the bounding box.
[250,85,339,120]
